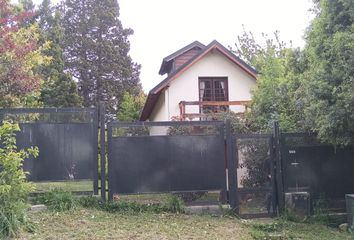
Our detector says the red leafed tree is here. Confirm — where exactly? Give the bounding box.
[0,0,46,107]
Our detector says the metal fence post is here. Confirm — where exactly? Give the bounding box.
[269,135,277,216]
[273,121,284,214]
[93,108,99,195]
[226,119,237,211]
[99,102,106,201]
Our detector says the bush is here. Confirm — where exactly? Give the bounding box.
[78,195,101,208]
[174,192,206,202]
[164,195,185,214]
[35,189,76,212]
[0,121,38,238]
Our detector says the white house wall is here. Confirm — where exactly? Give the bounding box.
[163,50,256,121]
[149,91,169,135]
[150,91,166,121]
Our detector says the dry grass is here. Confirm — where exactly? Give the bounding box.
[16,208,252,240]
[15,207,354,240]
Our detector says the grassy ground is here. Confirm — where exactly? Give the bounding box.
[16,208,251,240]
[15,208,354,240]
[32,180,93,192]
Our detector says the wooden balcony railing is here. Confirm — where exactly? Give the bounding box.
[178,100,250,120]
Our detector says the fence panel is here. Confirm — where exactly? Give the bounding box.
[107,121,226,199]
[0,108,98,184]
[281,133,354,203]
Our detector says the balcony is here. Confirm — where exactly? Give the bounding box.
[179,100,250,120]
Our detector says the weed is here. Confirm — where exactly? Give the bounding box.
[164,195,185,213]
[249,220,294,240]
[303,199,344,228]
[0,202,28,238]
[77,195,101,208]
[251,221,287,232]
[35,189,76,212]
[77,194,185,214]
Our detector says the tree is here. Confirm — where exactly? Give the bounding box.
[0,0,48,107]
[61,0,142,117]
[117,91,146,121]
[302,0,354,145]
[233,29,307,132]
[18,0,35,11]
[37,0,82,107]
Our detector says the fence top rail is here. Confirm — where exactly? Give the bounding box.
[233,133,272,139]
[281,132,317,138]
[0,107,97,114]
[108,120,225,128]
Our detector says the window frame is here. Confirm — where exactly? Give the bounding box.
[198,77,229,114]
[198,77,229,102]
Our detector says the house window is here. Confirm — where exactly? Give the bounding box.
[199,77,228,113]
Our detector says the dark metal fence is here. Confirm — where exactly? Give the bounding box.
[281,133,354,210]
[0,108,99,194]
[107,121,226,200]
[2,106,353,217]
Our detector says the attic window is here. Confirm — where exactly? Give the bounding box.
[199,77,228,113]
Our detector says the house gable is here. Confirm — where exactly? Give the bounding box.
[140,40,257,121]
[158,41,205,75]
[166,50,256,119]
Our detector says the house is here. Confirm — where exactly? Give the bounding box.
[140,40,257,122]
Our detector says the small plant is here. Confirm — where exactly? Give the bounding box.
[0,121,38,238]
[251,221,286,233]
[248,220,293,240]
[78,195,102,208]
[164,195,185,214]
[174,192,207,202]
[279,208,302,222]
[303,198,343,228]
[36,189,76,212]
[77,194,185,214]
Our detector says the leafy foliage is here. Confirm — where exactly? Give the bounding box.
[238,139,271,187]
[0,121,38,238]
[302,0,354,145]
[233,0,353,146]
[35,188,77,212]
[233,29,307,133]
[37,0,82,107]
[0,0,48,107]
[61,0,142,118]
[117,91,146,121]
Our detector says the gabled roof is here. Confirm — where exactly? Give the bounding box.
[158,41,205,75]
[140,40,257,121]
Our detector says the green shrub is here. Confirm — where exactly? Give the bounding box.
[78,195,102,208]
[0,121,38,238]
[36,189,76,212]
[164,195,185,214]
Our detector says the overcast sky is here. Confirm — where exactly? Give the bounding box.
[31,0,315,92]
